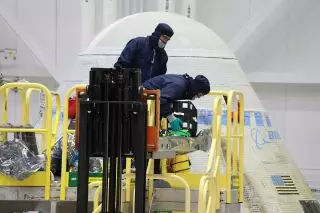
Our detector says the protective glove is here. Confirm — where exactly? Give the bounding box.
[167,114,183,131]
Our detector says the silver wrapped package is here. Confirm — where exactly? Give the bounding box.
[0,139,43,180]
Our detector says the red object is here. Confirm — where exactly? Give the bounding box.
[68,98,76,119]
[142,89,160,152]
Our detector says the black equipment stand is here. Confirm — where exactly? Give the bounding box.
[76,68,147,213]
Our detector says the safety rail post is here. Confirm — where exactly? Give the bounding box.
[147,159,155,206]
[238,92,244,203]
[208,91,244,204]
[0,82,53,200]
[25,89,61,148]
[88,181,103,211]
[60,84,86,200]
[198,95,222,213]
[225,91,244,203]
[226,91,245,203]
[0,88,10,141]
[125,158,132,202]
[226,91,233,203]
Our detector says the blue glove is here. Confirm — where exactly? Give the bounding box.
[170,118,183,131]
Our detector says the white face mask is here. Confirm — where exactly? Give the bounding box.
[158,39,166,49]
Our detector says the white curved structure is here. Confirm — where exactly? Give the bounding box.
[60,12,317,212]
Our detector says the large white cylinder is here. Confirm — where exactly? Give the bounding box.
[179,0,196,19]
[81,0,95,50]
[157,0,176,12]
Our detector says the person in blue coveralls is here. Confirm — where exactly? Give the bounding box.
[142,73,211,131]
[114,23,174,83]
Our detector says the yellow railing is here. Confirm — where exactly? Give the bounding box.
[24,89,61,148]
[0,82,58,200]
[0,88,10,141]
[92,158,191,213]
[198,95,223,213]
[60,84,87,200]
[209,90,244,203]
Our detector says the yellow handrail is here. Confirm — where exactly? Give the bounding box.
[24,88,61,148]
[123,172,191,213]
[89,181,103,211]
[198,95,222,213]
[60,84,87,200]
[0,88,9,124]
[0,88,10,141]
[97,159,191,213]
[0,82,53,200]
[209,90,244,203]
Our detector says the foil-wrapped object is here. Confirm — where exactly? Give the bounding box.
[0,139,43,180]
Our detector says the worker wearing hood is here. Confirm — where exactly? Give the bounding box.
[114,23,174,83]
[142,73,211,131]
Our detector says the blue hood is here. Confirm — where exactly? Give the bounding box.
[150,23,174,47]
[189,75,211,97]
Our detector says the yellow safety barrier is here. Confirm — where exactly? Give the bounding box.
[0,82,58,200]
[60,84,87,200]
[209,90,244,203]
[91,169,191,213]
[198,95,222,213]
[89,181,103,211]
[123,159,191,213]
[24,88,61,148]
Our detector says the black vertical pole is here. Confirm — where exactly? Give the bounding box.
[102,73,111,213]
[132,104,147,213]
[109,104,117,213]
[116,76,124,212]
[76,101,90,213]
[102,103,110,212]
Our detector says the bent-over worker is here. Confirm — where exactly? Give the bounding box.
[142,73,210,131]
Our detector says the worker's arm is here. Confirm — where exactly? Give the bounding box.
[160,97,183,131]
[160,83,185,117]
[115,39,138,68]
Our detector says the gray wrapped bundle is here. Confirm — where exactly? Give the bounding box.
[0,139,42,180]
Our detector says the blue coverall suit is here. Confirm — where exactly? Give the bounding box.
[114,23,174,83]
[142,74,211,117]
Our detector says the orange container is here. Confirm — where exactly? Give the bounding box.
[143,89,160,152]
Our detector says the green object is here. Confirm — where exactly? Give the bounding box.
[169,118,183,131]
[68,172,103,187]
[167,129,191,137]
